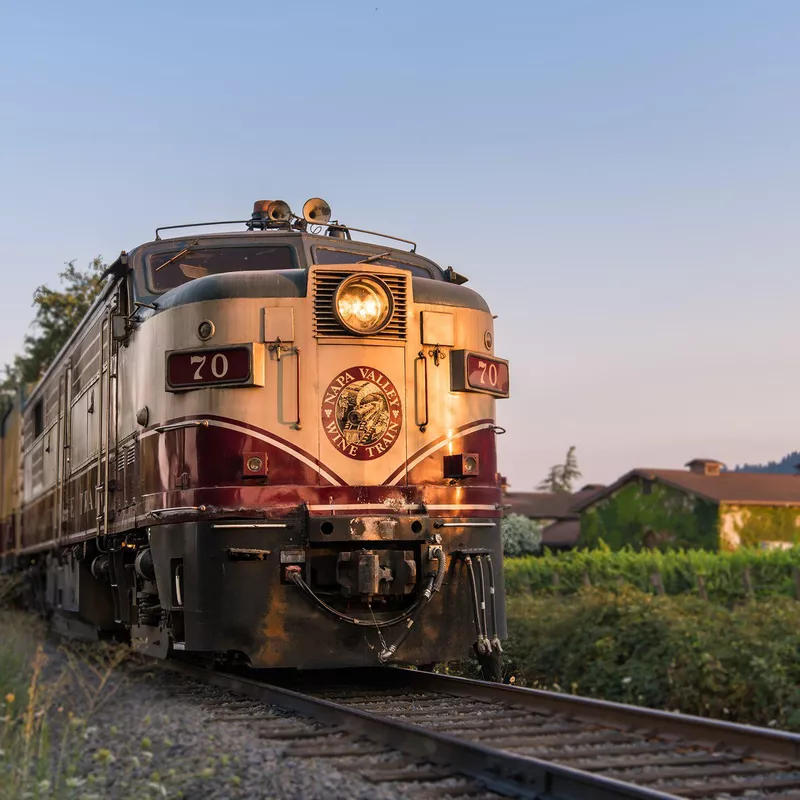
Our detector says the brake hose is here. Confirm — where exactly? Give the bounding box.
[485,554,502,653]
[287,570,433,628]
[464,555,488,654]
[378,546,447,663]
[476,555,491,654]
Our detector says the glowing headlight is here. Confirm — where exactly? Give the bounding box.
[334,275,393,334]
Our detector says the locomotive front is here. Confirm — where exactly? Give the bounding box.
[117,199,510,676]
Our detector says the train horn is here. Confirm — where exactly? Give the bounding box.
[252,200,292,221]
[302,197,332,225]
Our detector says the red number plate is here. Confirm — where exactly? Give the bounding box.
[167,346,252,390]
[466,354,510,396]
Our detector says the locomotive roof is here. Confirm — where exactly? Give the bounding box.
[128,229,446,278]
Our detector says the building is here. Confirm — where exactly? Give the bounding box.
[574,458,800,551]
[504,483,606,550]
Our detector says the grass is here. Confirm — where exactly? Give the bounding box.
[0,577,168,799]
[0,597,229,799]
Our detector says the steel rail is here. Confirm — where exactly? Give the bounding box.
[388,668,800,763]
[163,660,679,800]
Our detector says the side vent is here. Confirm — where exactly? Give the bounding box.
[313,269,408,340]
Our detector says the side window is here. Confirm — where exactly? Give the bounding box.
[33,400,43,439]
[117,278,130,318]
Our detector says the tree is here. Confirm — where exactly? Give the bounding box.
[1,257,106,399]
[501,513,542,557]
[537,465,564,493]
[537,445,582,493]
[562,445,581,491]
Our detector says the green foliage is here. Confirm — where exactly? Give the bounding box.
[501,514,542,558]
[1,257,106,399]
[726,505,800,548]
[505,546,800,604]
[580,481,719,551]
[537,445,581,493]
[504,589,800,729]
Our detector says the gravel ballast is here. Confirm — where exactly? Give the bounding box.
[2,624,501,800]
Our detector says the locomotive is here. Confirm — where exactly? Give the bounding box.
[0,198,510,678]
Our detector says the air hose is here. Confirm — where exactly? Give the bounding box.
[465,555,490,654]
[378,545,447,663]
[485,554,502,653]
[476,555,491,654]
[287,569,433,628]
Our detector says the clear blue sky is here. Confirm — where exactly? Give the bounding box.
[1,1,798,489]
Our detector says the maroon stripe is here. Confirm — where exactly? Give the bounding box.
[142,413,348,487]
[382,418,494,485]
[140,484,500,517]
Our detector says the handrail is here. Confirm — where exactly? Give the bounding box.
[153,219,417,252]
[155,220,251,240]
[154,420,210,434]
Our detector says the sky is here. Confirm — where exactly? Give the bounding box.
[1,1,799,490]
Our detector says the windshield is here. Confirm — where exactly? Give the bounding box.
[147,245,297,291]
[313,247,439,279]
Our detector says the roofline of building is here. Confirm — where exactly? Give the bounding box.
[571,469,800,511]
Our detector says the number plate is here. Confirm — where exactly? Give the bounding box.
[166,344,261,391]
[450,350,510,398]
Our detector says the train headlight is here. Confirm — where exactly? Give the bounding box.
[334,276,393,334]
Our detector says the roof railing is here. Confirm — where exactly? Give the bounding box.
[154,218,417,252]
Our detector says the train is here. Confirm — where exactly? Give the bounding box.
[0,198,510,679]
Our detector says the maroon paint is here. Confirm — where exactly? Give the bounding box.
[466,354,509,396]
[382,419,494,486]
[167,347,251,388]
[139,484,500,518]
[16,413,502,556]
[139,424,323,498]
[402,427,498,487]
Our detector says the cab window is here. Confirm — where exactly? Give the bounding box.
[313,247,438,279]
[147,245,297,291]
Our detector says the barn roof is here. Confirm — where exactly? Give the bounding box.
[574,469,800,510]
[505,485,606,520]
[541,519,582,549]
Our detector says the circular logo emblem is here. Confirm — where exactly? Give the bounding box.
[321,366,403,460]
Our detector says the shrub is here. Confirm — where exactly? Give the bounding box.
[503,588,800,729]
[504,546,800,603]
[502,514,541,558]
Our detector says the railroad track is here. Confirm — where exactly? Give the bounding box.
[165,661,800,800]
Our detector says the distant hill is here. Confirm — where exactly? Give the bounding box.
[733,451,800,474]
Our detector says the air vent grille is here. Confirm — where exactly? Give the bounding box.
[313,269,408,340]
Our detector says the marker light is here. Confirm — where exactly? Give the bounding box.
[334,275,393,335]
[247,456,264,472]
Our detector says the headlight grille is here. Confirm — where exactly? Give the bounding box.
[313,269,408,339]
